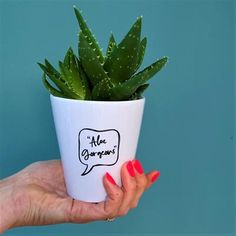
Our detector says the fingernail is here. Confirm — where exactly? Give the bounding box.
[133,160,143,174]
[106,172,116,185]
[151,171,160,183]
[127,161,135,177]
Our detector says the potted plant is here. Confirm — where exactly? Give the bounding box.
[38,6,168,202]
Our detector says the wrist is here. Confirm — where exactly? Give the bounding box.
[0,189,14,232]
[0,175,23,233]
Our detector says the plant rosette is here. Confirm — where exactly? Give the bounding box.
[38,6,168,202]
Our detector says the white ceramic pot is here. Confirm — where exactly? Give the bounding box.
[50,95,145,202]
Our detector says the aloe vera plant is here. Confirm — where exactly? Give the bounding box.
[38,6,168,101]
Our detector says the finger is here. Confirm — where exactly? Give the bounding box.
[117,161,137,216]
[65,171,160,223]
[145,170,160,190]
[129,160,148,208]
[101,172,124,219]
[66,172,123,223]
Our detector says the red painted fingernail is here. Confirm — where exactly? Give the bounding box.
[127,161,135,177]
[105,172,116,185]
[133,160,143,174]
[151,171,160,183]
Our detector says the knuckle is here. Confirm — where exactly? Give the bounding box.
[104,203,118,218]
[109,190,123,203]
[128,181,137,192]
[103,190,124,218]
[137,177,148,189]
[104,207,117,218]
[115,189,124,200]
[118,209,129,217]
[130,201,138,209]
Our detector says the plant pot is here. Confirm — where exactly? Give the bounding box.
[50,94,145,202]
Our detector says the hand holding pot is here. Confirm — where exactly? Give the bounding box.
[0,159,160,233]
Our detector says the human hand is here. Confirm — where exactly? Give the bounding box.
[0,159,160,233]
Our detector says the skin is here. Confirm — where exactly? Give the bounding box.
[0,160,159,233]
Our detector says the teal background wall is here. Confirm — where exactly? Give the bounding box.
[0,0,234,235]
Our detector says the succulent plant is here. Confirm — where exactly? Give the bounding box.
[38,6,168,101]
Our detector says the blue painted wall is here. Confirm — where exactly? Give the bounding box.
[0,0,234,235]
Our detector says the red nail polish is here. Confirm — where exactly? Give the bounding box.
[106,172,116,185]
[127,161,135,177]
[151,171,160,183]
[133,160,143,174]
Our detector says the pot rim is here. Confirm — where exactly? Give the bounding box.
[50,94,145,104]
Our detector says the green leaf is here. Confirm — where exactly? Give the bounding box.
[91,77,114,100]
[59,48,87,99]
[44,59,61,79]
[105,33,117,58]
[134,37,147,73]
[79,32,110,86]
[63,47,74,68]
[109,57,168,100]
[38,62,81,99]
[74,6,104,64]
[42,73,67,98]
[76,57,92,100]
[59,61,82,97]
[129,83,149,100]
[103,17,142,84]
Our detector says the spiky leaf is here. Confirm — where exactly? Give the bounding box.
[134,37,147,73]
[92,77,114,100]
[79,32,109,86]
[76,57,92,100]
[42,73,66,98]
[105,33,117,58]
[38,62,81,99]
[109,57,168,100]
[59,48,89,99]
[59,62,83,98]
[63,47,73,68]
[103,17,142,84]
[74,6,104,64]
[129,83,149,100]
[45,59,61,79]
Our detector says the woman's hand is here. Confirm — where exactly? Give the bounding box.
[0,159,160,233]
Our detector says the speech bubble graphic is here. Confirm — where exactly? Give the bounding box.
[78,128,120,176]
